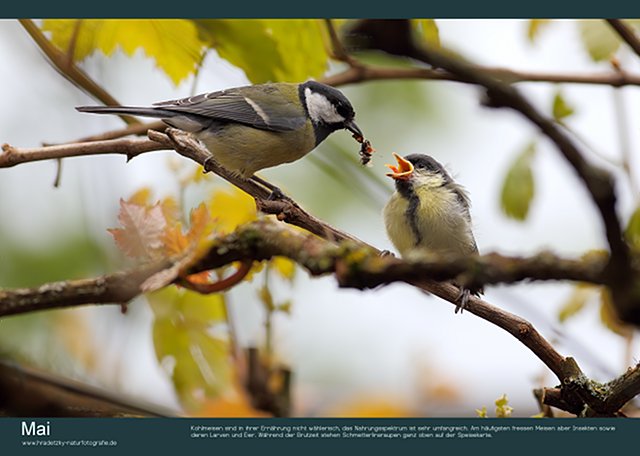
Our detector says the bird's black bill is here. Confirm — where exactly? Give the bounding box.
[345,120,363,141]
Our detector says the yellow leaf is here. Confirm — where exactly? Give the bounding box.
[495,394,513,418]
[271,257,296,282]
[127,187,153,205]
[54,311,96,372]
[527,19,551,43]
[160,197,181,225]
[278,300,292,315]
[500,141,536,221]
[190,164,208,183]
[625,206,640,251]
[414,19,440,47]
[147,286,227,326]
[578,20,621,62]
[148,286,231,411]
[194,19,328,83]
[242,261,265,283]
[258,285,275,311]
[42,19,206,85]
[558,283,596,323]
[599,288,633,338]
[552,89,575,121]
[208,187,257,234]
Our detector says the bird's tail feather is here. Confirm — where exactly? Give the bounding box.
[76,106,176,119]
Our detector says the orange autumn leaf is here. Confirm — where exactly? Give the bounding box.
[108,199,166,260]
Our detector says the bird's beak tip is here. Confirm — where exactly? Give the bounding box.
[345,120,364,142]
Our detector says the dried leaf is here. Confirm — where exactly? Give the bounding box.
[108,199,166,260]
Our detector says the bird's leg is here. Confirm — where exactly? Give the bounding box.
[250,175,290,201]
[454,287,471,314]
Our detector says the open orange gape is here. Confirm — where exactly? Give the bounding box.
[385,153,414,180]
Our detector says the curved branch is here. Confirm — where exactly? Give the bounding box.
[0,219,568,381]
[2,217,637,415]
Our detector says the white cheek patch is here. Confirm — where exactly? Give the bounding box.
[305,88,345,124]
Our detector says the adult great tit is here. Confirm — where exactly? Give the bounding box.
[383,153,482,313]
[76,81,364,184]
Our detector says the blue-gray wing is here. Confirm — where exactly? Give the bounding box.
[153,85,306,132]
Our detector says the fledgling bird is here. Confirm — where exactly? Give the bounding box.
[76,81,364,191]
[383,153,482,313]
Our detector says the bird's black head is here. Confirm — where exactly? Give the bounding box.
[299,81,362,144]
[386,153,455,196]
[403,154,452,180]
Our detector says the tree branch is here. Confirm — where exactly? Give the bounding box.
[1,217,636,415]
[607,19,640,59]
[342,19,639,325]
[2,128,638,414]
[0,360,173,417]
[321,63,640,88]
[0,137,166,168]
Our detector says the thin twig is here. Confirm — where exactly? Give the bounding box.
[321,64,640,88]
[324,19,361,67]
[18,19,139,126]
[0,137,166,168]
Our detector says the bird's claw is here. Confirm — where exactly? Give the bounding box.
[454,287,471,314]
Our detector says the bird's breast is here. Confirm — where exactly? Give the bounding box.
[384,186,476,257]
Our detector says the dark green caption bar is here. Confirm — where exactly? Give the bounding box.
[0,418,631,454]
[0,0,635,19]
